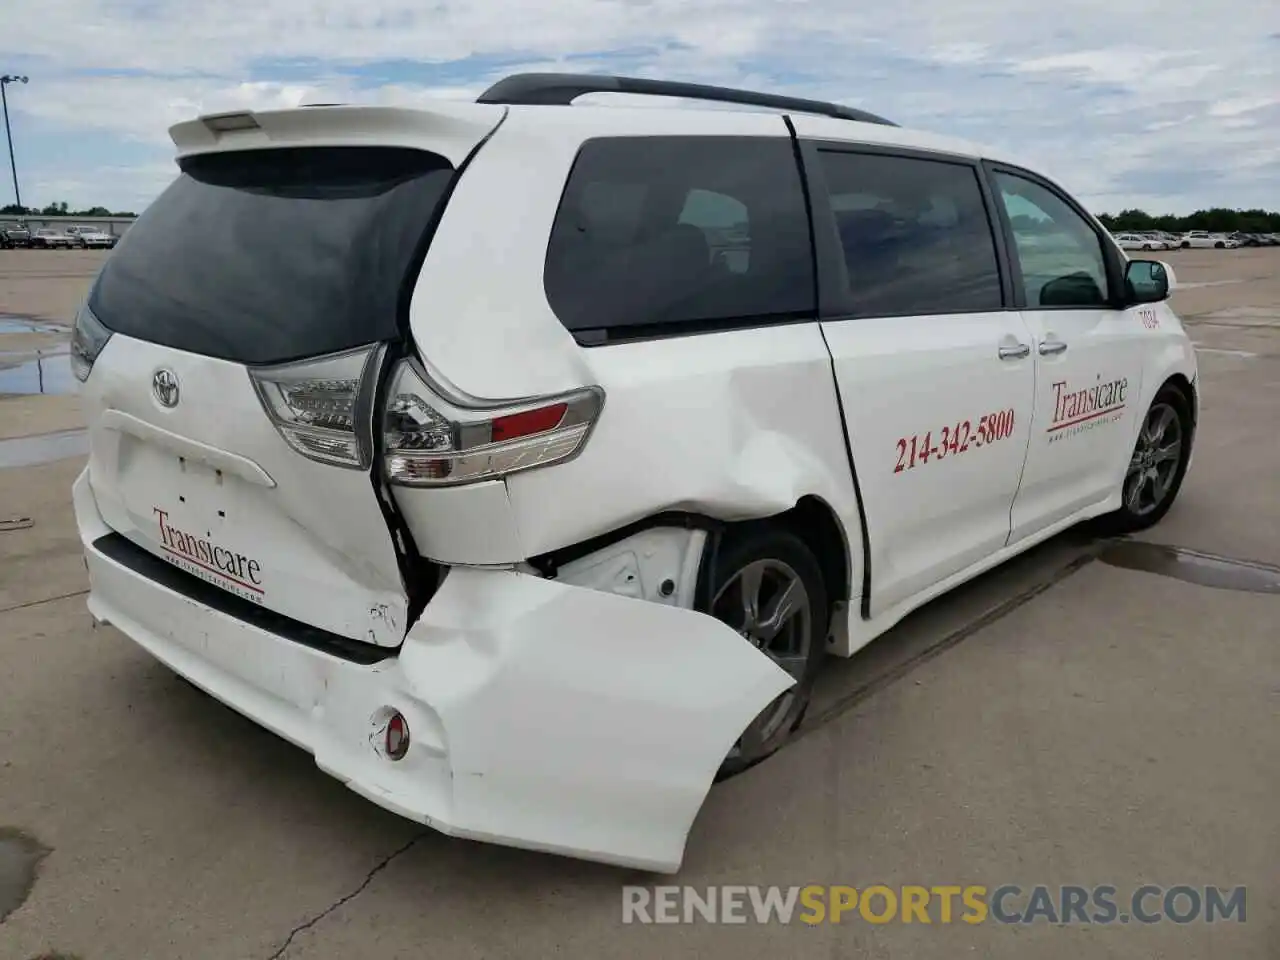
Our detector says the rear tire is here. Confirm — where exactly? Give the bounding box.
[705,523,829,778]
[1102,385,1192,534]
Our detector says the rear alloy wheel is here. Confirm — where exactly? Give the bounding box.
[707,525,828,778]
[1106,387,1192,532]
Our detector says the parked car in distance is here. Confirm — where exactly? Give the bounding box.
[1231,232,1279,247]
[31,228,75,250]
[66,225,117,249]
[1180,231,1237,249]
[0,221,31,248]
[1114,233,1167,251]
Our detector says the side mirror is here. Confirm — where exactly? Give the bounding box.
[1040,271,1106,307]
[1124,259,1174,304]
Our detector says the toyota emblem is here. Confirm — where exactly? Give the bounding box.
[152,369,180,407]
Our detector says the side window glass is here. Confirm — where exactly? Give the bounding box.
[816,150,1003,317]
[678,189,750,274]
[544,137,815,335]
[993,171,1110,308]
[577,181,648,246]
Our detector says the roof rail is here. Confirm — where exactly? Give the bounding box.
[476,72,897,127]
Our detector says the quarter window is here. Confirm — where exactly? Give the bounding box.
[816,150,1004,316]
[543,136,816,337]
[992,171,1110,308]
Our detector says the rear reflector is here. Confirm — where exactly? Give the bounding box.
[385,712,410,761]
[490,404,567,443]
[382,360,603,487]
[369,707,411,761]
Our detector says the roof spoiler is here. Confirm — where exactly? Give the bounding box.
[477,72,897,127]
[167,101,507,165]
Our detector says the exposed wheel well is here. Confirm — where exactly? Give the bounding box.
[531,498,857,615]
[772,495,851,608]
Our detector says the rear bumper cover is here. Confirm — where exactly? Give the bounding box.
[74,468,792,872]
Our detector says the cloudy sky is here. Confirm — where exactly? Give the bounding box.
[1,0,1277,216]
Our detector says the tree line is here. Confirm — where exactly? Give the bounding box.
[1095,208,1280,234]
[2,201,138,218]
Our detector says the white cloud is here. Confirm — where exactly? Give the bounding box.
[1,0,1278,212]
[1209,96,1279,118]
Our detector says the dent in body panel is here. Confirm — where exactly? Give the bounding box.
[504,323,864,583]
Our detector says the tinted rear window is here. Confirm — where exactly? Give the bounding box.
[543,136,816,340]
[89,147,455,365]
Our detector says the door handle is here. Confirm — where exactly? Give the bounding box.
[1039,340,1068,356]
[998,342,1031,360]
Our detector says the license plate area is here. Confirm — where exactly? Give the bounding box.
[121,440,269,606]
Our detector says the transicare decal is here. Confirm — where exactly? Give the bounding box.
[1047,376,1128,443]
[153,507,265,603]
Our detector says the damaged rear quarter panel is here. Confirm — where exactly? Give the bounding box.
[504,322,864,566]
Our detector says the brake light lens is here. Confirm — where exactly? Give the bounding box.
[382,360,604,487]
[250,345,381,469]
[69,303,113,382]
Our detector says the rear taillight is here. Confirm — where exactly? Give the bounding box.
[249,345,382,469]
[382,360,603,487]
[69,303,113,382]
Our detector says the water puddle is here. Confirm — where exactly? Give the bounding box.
[0,350,77,396]
[1098,540,1280,595]
[0,315,63,335]
[0,828,50,923]
[0,428,89,469]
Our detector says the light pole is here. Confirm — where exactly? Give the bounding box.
[0,74,29,212]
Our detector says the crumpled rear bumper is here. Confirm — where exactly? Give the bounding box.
[74,467,793,872]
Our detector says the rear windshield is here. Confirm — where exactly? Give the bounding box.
[89,146,455,365]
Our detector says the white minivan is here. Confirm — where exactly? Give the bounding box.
[71,73,1199,873]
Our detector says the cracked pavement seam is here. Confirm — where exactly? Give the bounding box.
[266,833,426,959]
